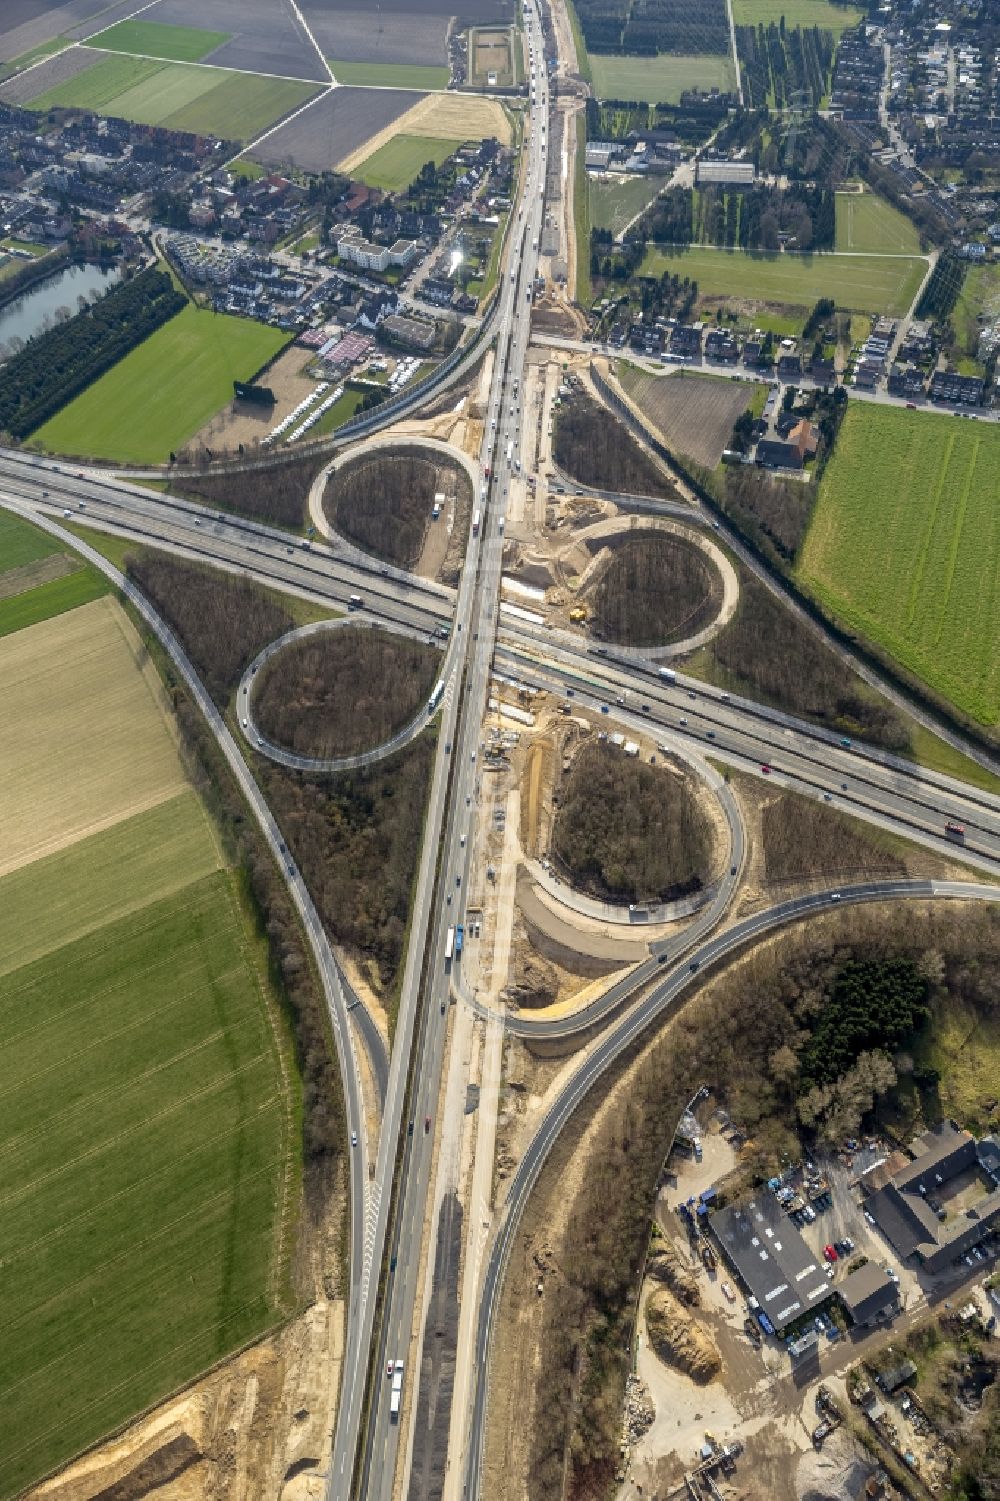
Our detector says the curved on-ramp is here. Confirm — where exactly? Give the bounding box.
[238,614,453,774]
[308,432,481,565]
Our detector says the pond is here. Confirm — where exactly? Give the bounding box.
[0,261,120,354]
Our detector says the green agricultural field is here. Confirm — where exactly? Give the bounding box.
[355,132,462,191]
[0,792,220,977]
[0,868,296,1501]
[329,59,449,88]
[84,19,230,62]
[0,508,59,571]
[589,172,670,236]
[0,36,69,80]
[731,0,861,32]
[32,304,288,464]
[798,403,1000,724]
[835,191,921,254]
[640,243,927,316]
[0,565,108,637]
[590,52,734,104]
[23,53,317,140]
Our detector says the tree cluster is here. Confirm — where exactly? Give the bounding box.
[252,628,440,760]
[519,900,1000,1501]
[164,673,345,1192]
[325,447,470,568]
[551,742,713,903]
[574,0,729,55]
[554,391,675,496]
[172,450,327,529]
[257,737,435,1002]
[736,23,836,111]
[127,553,294,710]
[706,571,912,752]
[591,534,721,647]
[0,267,185,439]
[916,252,968,322]
[634,182,835,252]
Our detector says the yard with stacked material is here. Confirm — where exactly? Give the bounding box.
[798,403,1000,725]
[0,594,298,1501]
[5,48,319,139]
[31,303,288,465]
[619,366,753,468]
[639,244,927,317]
[834,190,921,254]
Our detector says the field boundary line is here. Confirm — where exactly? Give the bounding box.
[223,80,333,169]
[78,43,329,88]
[283,0,336,85]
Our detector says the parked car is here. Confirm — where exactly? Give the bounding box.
[823,1244,838,1262]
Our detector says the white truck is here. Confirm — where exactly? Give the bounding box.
[657,667,677,683]
[390,1360,404,1419]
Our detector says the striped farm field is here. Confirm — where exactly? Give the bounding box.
[0,595,299,1498]
[21,51,318,139]
[798,403,1000,724]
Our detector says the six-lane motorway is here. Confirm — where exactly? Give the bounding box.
[3,8,1000,1495]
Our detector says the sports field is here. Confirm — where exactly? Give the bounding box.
[798,403,1000,724]
[32,303,288,464]
[731,0,861,31]
[22,52,318,139]
[834,190,921,254]
[640,243,927,316]
[330,59,449,88]
[590,52,734,104]
[356,132,463,191]
[85,19,229,62]
[0,597,297,1499]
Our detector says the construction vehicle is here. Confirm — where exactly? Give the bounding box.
[569,606,588,623]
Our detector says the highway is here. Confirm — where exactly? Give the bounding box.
[352,8,553,1499]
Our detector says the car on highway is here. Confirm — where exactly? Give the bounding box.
[761,763,771,774]
[351,1131,358,1147]
[242,718,248,728]
[63,507,72,517]
[831,892,841,901]
[424,1115,431,1132]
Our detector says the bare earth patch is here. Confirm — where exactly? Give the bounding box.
[622,369,754,469]
[187,343,320,455]
[337,90,510,172]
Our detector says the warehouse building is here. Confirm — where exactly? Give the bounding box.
[709,1193,833,1335]
[696,158,755,186]
[838,1263,900,1329]
[865,1120,1000,1275]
